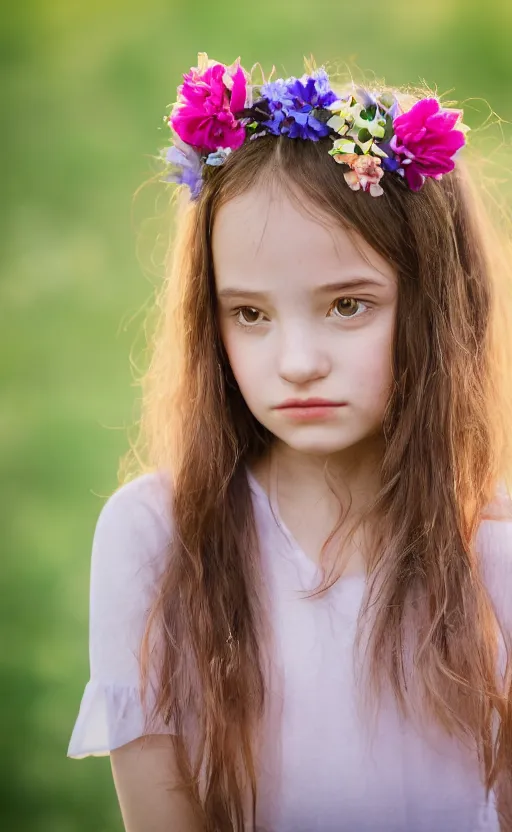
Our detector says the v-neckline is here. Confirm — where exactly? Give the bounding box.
[246,466,367,589]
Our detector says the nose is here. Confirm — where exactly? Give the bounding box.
[276,322,330,385]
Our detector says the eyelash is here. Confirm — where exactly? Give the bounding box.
[231,297,373,329]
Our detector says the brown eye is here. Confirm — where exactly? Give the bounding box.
[331,297,362,317]
[237,307,261,325]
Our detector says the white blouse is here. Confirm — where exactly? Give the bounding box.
[68,470,512,831]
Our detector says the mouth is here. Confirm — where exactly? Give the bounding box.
[274,400,347,421]
[275,398,347,409]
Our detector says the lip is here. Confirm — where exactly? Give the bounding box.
[275,398,346,409]
[274,399,347,422]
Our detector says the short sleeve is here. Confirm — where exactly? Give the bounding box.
[67,470,174,759]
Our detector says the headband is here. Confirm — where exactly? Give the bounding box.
[161,53,470,199]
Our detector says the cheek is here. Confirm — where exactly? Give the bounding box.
[221,330,262,394]
[345,322,394,407]
[365,355,394,411]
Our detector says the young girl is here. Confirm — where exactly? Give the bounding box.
[68,54,512,831]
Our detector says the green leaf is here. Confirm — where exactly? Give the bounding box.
[360,105,377,121]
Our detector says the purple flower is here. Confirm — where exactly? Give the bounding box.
[260,78,295,111]
[375,140,404,175]
[286,72,338,110]
[281,107,330,140]
[258,68,338,141]
[310,68,335,99]
[164,140,203,199]
[355,87,378,110]
[390,97,468,191]
[355,87,401,121]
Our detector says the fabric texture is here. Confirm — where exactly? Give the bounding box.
[68,469,512,831]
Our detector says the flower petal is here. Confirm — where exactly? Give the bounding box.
[404,164,425,191]
[229,64,247,114]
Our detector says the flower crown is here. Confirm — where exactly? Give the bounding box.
[161,53,470,200]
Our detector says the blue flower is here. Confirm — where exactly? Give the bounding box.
[289,70,338,110]
[355,86,401,122]
[355,87,378,110]
[380,155,402,173]
[261,107,286,135]
[164,141,203,199]
[281,107,330,140]
[310,68,334,99]
[205,147,233,166]
[258,68,338,141]
[259,78,295,112]
[375,139,403,173]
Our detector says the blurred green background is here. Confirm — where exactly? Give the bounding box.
[2,1,511,830]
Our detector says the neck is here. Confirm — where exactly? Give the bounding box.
[251,435,384,519]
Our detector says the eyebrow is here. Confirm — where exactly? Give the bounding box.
[217,278,389,301]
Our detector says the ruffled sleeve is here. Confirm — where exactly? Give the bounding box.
[67,471,174,759]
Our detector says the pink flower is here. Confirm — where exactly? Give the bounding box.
[169,60,247,153]
[390,98,467,191]
[334,153,385,198]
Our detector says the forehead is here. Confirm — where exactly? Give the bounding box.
[211,184,396,291]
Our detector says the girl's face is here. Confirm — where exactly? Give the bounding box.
[213,185,398,457]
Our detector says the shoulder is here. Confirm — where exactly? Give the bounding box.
[89,470,174,632]
[97,469,173,532]
[93,470,173,573]
[476,492,512,635]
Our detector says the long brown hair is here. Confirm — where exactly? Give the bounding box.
[121,75,512,829]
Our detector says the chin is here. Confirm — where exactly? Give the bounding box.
[275,429,364,456]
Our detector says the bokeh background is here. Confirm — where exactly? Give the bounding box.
[3,1,512,830]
